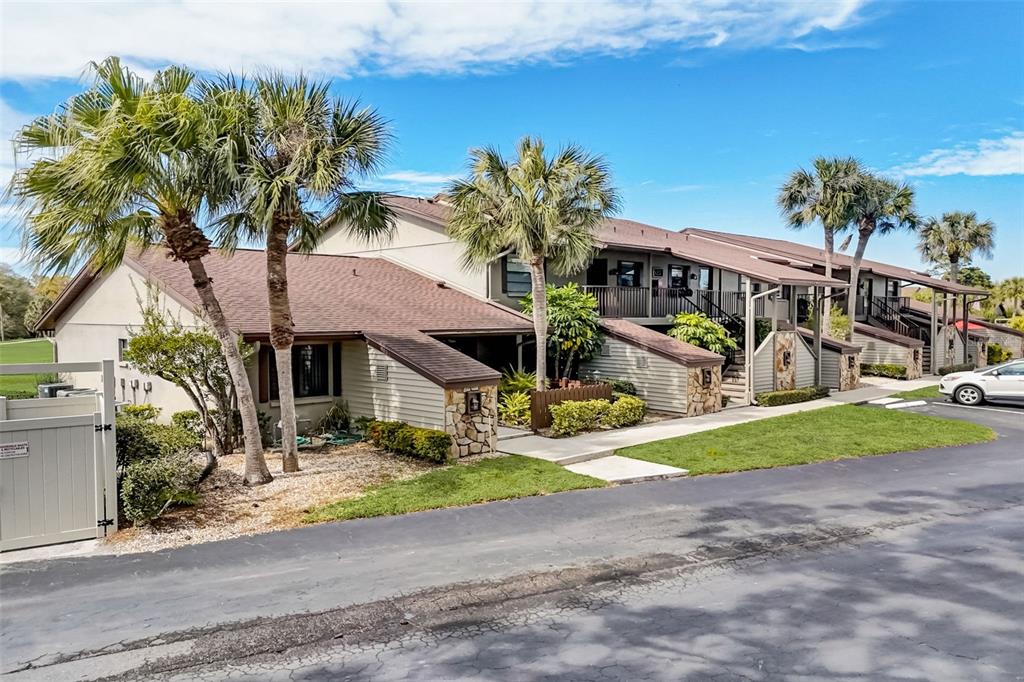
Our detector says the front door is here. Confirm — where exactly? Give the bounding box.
[586,259,608,286]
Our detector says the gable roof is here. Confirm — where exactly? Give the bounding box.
[683,228,989,296]
[600,318,724,367]
[903,298,1024,339]
[776,321,861,354]
[381,196,847,288]
[852,322,925,348]
[39,248,533,387]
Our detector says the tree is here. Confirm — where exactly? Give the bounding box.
[0,264,33,340]
[996,276,1024,315]
[23,274,70,331]
[521,283,602,380]
[125,291,251,472]
[957,266,993,289]
[219,75,394,473]
[668,312,739,354]
[446,137,619,391]
[844,173,917,336]
[917,211,995,284]
[9,57,273,485]
[778,157,860,333]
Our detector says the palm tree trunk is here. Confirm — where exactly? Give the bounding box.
[822,228,834,334]
[529,257,548,392]
[185,258,272,486]
[267,221,300,473]
[846,225,872,339]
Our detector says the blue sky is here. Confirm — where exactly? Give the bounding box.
[1,0,1021,279]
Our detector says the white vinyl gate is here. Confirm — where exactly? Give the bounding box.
[0,360,117,552]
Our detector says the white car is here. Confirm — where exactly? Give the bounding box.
[939,360,1024,406]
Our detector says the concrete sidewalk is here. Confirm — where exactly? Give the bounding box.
[498,378,941,466]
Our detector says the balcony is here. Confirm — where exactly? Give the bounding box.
[583,286,778,321]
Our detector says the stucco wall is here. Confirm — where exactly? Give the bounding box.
[315,212,487,296]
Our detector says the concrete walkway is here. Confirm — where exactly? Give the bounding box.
[499,378,941,481]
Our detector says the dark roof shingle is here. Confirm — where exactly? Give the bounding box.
[600,318,724,366]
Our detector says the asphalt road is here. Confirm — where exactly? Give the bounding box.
[2,401,1021,681]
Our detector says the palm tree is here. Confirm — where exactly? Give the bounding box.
[446,137,619,391]
[778,157,860,332]
[917,211,996,284]
[844,173,917,334]
[9,58,273,485]
[220,75,393,472]
[997,276,1024,315]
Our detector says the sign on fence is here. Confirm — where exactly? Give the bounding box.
[0,442,30,459]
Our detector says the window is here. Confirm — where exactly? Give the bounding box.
[118,338,128,362]
[995,363,1024,376]
[503,256,532,297]
[698,267,712,290]
[617,261,642,287]
[669,265,687,289]
[269,344,330,399]
[586,259,608,286]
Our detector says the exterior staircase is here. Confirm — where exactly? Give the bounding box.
[721,363,748,406]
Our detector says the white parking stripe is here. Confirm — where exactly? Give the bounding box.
[932,402,1023,415]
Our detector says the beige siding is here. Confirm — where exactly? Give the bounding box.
[316,213,487,296]
[852,330,911,365]
[795,335,816,388]
[341,341,445,428]
[985,329,1024,357]
[752,336,774,394]
[580,337,687,413]
[820,348,842,389]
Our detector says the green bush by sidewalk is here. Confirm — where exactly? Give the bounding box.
[938,362,976,375]
[861,363,908,379]
[756,385,830,407]
[367,420,454,463]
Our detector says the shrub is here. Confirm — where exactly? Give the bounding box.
[604,378,637,396]
[120,451,202,525]
[411,428,453,463]
[353,415,374,434]
[171,410,204,438]
[550,399,612,437]
[602,395,647,428]
[1009,316,1024,333]
[115,415,202,471]
[500,368,537,394]
[498,391,531,427]
[318,400,351,434]
[987,343,1013,365]
[668,312,738,354]
[938,362,976,376]
[756,385,830,407]
[860,363,908,379]
[366,420,454,463]
[808,304,852,340]
[121,403,160,421]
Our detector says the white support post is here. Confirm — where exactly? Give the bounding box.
[961,294,970,364]
[516,335,524,371]
[744,277,754,405]
[646,252,654,318]
[930,292,939,375]
[93,412,106,539]
[100,359,118,535]
[813,287,823,386]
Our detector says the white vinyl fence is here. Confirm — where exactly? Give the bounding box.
[0,360,117,552]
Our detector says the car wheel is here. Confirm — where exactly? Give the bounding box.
[954,385,983,406]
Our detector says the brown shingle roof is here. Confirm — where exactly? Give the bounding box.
[852,322,925,348]
[903,298,1024,339]
[777,321,861,354]
[600,318,724,367]
[41,247,532,387]
[382,196,847,288]
[684,228,989,296]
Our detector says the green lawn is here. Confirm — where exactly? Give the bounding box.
[620,404,995,476]
[305,455,606,523]
[893,385,944,400]
[0,339,56,398]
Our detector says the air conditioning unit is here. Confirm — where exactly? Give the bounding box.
[56,388,97,397]
[37,383,74,398]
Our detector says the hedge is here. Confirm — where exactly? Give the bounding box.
[121,451,201,525]
[367,420,454,463]
[860,363,908,379]
[756,385,830,407]
[549,396,648,436]
[938,362,976,376]
[115,415,202,471]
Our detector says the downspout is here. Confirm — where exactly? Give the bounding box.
[745,281,781,404]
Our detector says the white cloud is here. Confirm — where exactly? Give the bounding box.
[0,1,869,81]
[0,245,26,266]
[891,132,1024,177]
[661,184,708,193]
[378,170,460,185]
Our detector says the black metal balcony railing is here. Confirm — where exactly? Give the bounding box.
[582,286,776,320]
